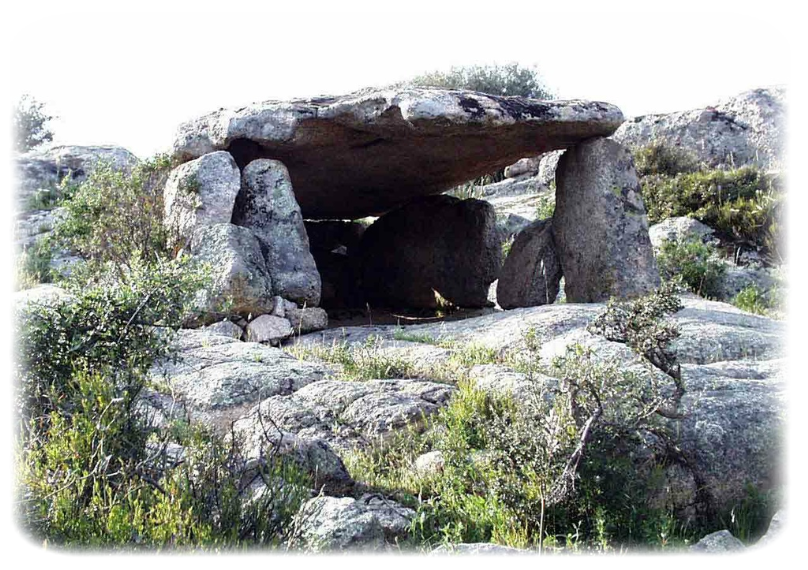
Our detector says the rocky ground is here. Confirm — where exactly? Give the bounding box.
[14,85,787,553]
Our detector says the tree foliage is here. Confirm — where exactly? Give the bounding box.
[408,63,552,99]
[14,94,55,152]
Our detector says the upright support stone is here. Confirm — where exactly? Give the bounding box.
[233,159,321,307]
[497,218,562,308]
[164,151,241,247]
[553,138,659,302]
[188,223,274,322]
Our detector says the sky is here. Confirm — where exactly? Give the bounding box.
[2,0,794,158]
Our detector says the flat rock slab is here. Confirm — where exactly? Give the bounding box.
[148,329,326,430]
[243,379,455,451]
[172,88,624,219]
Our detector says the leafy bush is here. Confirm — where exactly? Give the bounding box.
[731,284,782,317]
[53,155,175,268]
[633,142,698,178]
[14,94,54,152]
[655,238,726,299]
[16,256,309,547]
[705,192,808,263]
[638,159,782,261]
[641,166,767,223]
[407,63,552,99]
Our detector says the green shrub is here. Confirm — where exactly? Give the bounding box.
[633,142,698,178]
[641,167,808,227]
[535,193,555,220]
[704,191,808,263]
[53,154,175,268]
[655,238,726,299]
[731,284,782,317]
[16,255,308,548]
[407,63,552,99]
[15,94,54,152]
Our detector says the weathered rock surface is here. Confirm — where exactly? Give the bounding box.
[201,319,244,340]
[553,137,660,302]
[243,379,455,451]
[22,144,138,174]
[164,151,241,246]
[299,497,400,570]
[172,88,624,219]
[613,87,785,172]
[749,503,808,570]
[672,503,808,570]
[358,195,502,308]
[233,427,353,495]
[286,294,783,519]
[649,216,716,250]
[717,263,781,302]
[286,306,329,334]
[305,220,367,254]
[413,450,446,477]
[188,223,274,321]
[357,493,417,542]
[245,314,294,345]
[504,156,540,179]
[14,284,73,315]
[233,159,321,306]
[15,145,139,209]
[497,218,562,308]
[149,328,326,429]
[689,530,760,570]
[421,543,555,570]
[537,150,565,186]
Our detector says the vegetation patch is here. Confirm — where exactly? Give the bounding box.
[344,287,714,551]
[655,238,726,299]
[634,143,783,263]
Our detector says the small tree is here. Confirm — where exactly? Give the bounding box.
[408,63,552,99]
[14,95,55,152]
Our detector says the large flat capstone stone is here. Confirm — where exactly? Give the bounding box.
[172,88,624,219]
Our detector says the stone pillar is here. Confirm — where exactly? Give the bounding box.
[496,218,562,308]
[553,137,659,302]
[232,159,321,307]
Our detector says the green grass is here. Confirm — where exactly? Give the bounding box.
[286,336,418,380]
[731,284,783,317]
[16,238,54,290]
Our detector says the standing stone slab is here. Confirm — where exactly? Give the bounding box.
[189,223,274,321]
[233,159,321,306]
[553,138,660,302]
[497,218,562,308]
[164,151,241,246]
[358,195,502,309]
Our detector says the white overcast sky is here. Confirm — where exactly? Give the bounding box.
[2,0,796,158]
